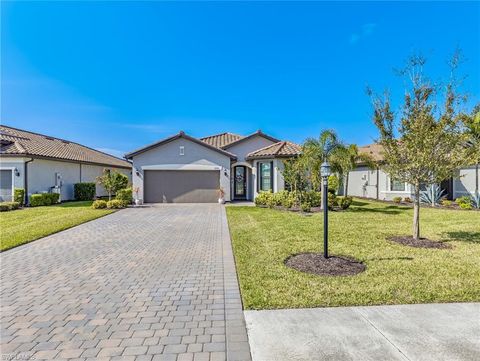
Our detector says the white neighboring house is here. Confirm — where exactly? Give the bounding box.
[125,130,301,203]
[0,125,131,203]
[344,143,479,201]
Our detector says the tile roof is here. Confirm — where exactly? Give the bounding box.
[358,143,385,162]
[246,141,302,160]
[200,132,244,149]
[0,125,131,168]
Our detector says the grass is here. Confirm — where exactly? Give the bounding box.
[0,201,115,251]
[226,199,480,309]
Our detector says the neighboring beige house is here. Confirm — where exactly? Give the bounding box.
[0,125,131,203]
[125,130,301,203]
[344,143,479,201]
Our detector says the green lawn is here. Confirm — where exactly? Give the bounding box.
[0,201,115,251]
[226,199,480,309]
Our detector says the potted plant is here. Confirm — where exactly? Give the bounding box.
[133,187,142,206]
[218,188,225,204]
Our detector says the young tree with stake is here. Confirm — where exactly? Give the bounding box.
[370,53,470,241]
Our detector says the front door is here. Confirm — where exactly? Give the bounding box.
[234,166,247,200]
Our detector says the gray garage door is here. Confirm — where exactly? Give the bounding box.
[144,170,220,203]
[0,169,13,202]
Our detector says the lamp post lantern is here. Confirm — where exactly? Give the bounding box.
[320,161,331,259]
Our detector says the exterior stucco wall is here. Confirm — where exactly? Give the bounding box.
[453,165,479,198]
[226,135,276,163]
[130,137,231,202]
[0,157,26,201]
[26,158,130,201]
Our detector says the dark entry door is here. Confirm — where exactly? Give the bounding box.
[234,166,247,199]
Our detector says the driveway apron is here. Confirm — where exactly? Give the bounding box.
[0,204,251,361]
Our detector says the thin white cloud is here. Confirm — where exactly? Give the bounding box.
[350,23,377,44]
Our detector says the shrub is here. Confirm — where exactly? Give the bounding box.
[403,197,412,203]
[441,199,453,207]
[74,183,96,201]
[456,196,472,210]
[471,192,480,209]
[106,199,125,209]
[392,196,402,203]
[327,192,338,210]
[0,202,20,212]
[116,187,133,205]
[29,193,60,207]
[92,200,107,209]
[337,196,353,210]
[255,191,273,207]
[14,188,25,205]
[328,175,340,195]
[303,191,322,207]
[420,184,446,206]
[300,202,311,212]
[456,196,473,210]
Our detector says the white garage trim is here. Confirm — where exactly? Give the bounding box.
[142,164,222,171]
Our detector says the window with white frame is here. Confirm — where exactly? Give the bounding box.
[390,178,406,192]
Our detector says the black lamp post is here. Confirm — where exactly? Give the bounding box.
[320,161,331,259]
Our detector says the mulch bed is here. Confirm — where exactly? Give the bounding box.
[285,253,366,276]
[387,235,452,249]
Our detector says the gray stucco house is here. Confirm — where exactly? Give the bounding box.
[0,125,131,203]
[125,130,301,203]
[345,143,479,201]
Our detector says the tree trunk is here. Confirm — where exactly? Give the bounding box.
[108,191,112,201]
[345,173,349,197]
[413,186,420,240]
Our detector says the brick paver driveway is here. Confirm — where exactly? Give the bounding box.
[1,204,251,361]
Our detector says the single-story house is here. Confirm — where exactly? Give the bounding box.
[125,130,301,203]
[0,125,131,203]
[345,143,479,201]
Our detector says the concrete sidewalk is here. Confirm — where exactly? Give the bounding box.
[245,303,479,361]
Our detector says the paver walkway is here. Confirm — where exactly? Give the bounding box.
[1,204,251,361]
[245,303,480,361]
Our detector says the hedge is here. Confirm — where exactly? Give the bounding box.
[116,187,132,204]
[14,188,25,205]
[74,182,96,201]
[0,202,20,212]
[29,193,60,207]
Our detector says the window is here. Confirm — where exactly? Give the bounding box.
[390,179,406,192]
[258,162,273,191]
[179,146,185,156]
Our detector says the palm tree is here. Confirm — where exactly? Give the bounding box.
[333,144,377,196]
[302,130,344,208]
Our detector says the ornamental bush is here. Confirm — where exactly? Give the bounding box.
[0,201,20,212]
[254,191,273,207]
[328,175,340,195]
[14,188,25,205]
[29,193,60,207]
[116,187,133,205]
[303,191,322,207]
[74,183,96,201]
[300,202,311,212]
[392,196,402,203]
[455,196,473,210]
[327,192,338,210]
[106,199,125,209]
[337,196,353,210]
[91,200,107,209]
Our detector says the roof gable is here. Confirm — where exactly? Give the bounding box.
[200,132,244,148]
[222,130,280,149]
[246,141,301,160]
[125,131,237,160]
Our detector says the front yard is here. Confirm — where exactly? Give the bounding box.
[226,199,480,309]
[0,201,114,251]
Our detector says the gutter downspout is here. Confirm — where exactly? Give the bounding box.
[24,158,34,205]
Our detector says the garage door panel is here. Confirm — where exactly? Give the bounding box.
[144,170,220,203]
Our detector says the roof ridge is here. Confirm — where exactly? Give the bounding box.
[200,131,243,140]
[274,141,288,155]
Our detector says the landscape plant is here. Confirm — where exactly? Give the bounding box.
[420,184,446,206]
[106,199,126,209]
[29,193,60,207]
[0,202,20,212]
[13,188,25,205]
[74,182,96,201]
[92,200,107,209]
[96,169,129,201]
[370,52,470,240]
[116,187,133,205]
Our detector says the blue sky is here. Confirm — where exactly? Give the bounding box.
[2,1,479,158]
